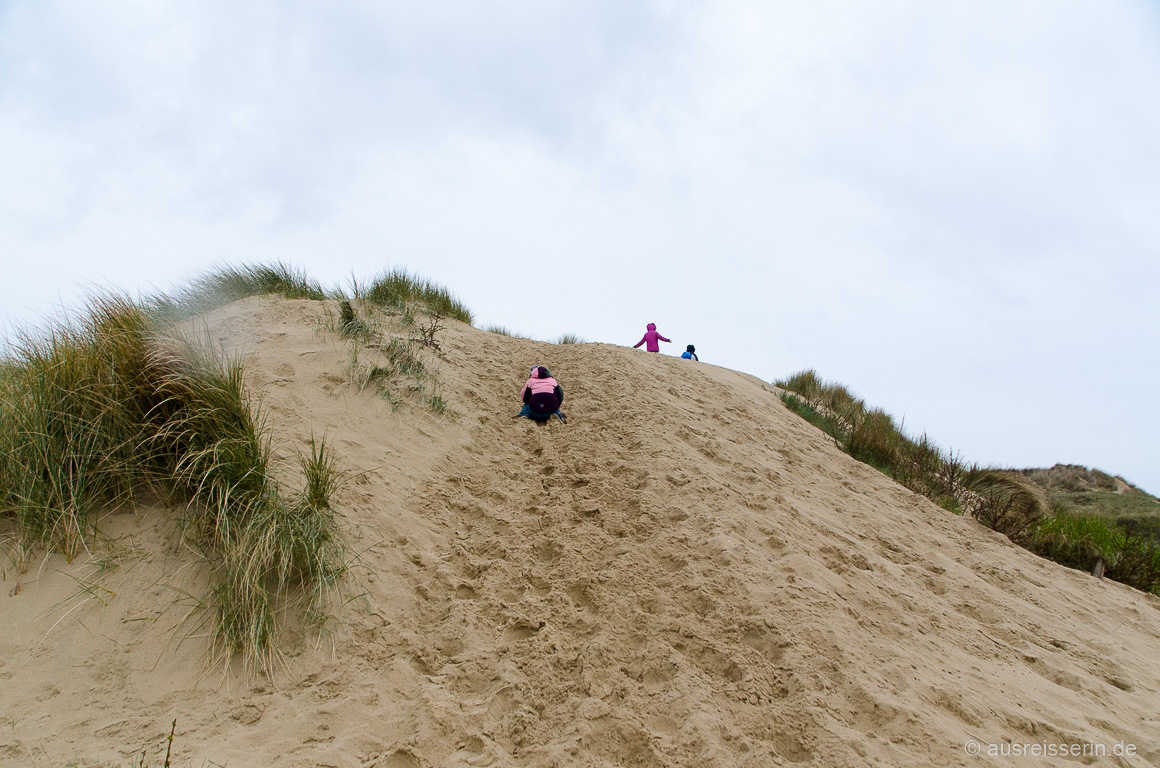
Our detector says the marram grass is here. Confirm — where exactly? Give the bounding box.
[0,284,345,668]
[356,267,473,324]
[148,261,327,322]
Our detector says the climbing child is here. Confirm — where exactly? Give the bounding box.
[633,323,671,353]
[516,366,566,423]
[681,344,699,361]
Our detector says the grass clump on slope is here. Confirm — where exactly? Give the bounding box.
[330,296,456,417]
[0,297,155,555]
[777,369,1160,596]
[0,290,344,668]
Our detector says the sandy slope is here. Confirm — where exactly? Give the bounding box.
[2,296,1158,768]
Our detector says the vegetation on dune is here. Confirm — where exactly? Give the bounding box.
[777,377,963,513]
[777,369,1160,596]
[0,297,156,556]
[148,262,328,321]
[0,277,351,667]
[1017,464,1160,538]
[353,268,473,325]
[145,262,472,327]
[960,468,1045,546]
[326,299,452,417]
[483,324,538,340]
[0,262,471,664]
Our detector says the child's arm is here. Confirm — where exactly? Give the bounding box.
[659,334,671,343]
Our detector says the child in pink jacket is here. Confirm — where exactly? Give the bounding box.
[633,323,671,353]
[517,366,566,422]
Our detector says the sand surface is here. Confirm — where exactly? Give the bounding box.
[2,296,1158,767]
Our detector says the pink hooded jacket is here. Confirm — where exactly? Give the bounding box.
[633,323,670,353]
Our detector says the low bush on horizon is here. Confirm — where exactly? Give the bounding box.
[777,369,1160,595]
[0,291,344,668]
[1016,464,1160,532]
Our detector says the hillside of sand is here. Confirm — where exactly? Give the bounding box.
[2,296,1159,767]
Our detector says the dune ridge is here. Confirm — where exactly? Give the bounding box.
[2,296,1158,767]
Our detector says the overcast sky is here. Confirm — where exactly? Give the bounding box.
[2,1,1158,494]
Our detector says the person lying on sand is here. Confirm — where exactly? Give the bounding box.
[633,322,671,352]
[516,366,566,423]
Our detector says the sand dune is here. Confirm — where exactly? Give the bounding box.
[2,296,1158,767]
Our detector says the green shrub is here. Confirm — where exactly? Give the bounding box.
[1031,511,1160,594]
[1031,510,1119,571]
[1106,531,1160,594]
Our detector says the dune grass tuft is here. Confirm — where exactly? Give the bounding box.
[778,369,825,409]
[358,268,472,324]
[0,296,156,557]
[300,435,340,512]
[338,300,370,340]
[962,469,1045,546]
[148,262,327,322]
[483,324,531,339]
[0,291,345,667]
